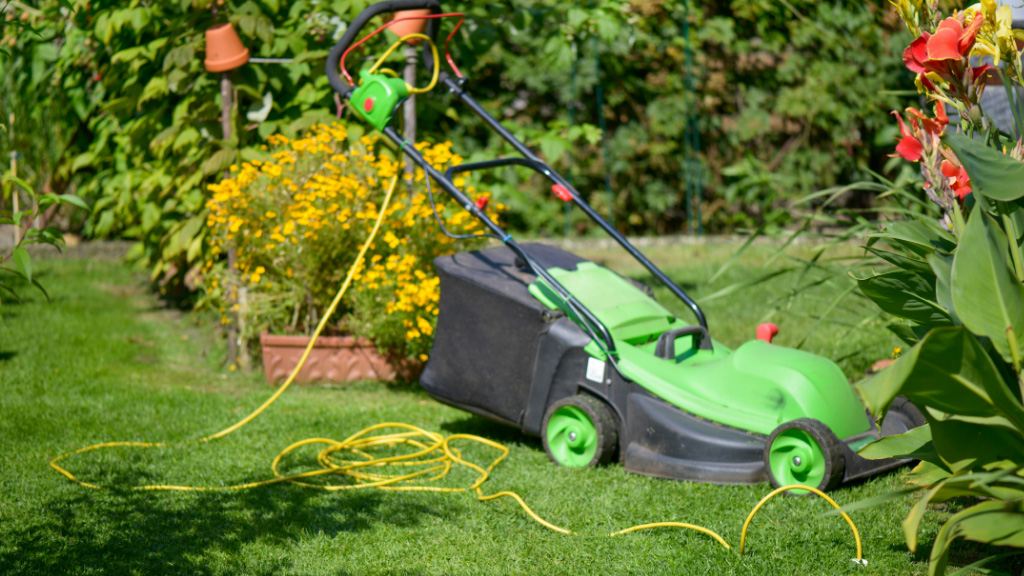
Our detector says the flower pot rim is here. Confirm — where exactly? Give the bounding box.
[260,331,375,348]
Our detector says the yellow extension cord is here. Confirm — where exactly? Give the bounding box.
[367,34,440,95]
[50,173,864,562]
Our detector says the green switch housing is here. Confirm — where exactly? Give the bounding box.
[350,70,409,132]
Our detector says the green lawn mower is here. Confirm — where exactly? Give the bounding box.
[326,0,923,492]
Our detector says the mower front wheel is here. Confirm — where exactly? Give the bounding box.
[542,395,617,468]
[764,418,845,494]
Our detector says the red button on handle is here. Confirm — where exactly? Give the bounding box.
[757,323,779,343]
[363,98,375,112]
[551,184,573,202]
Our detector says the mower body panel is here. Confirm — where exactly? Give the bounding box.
[420,243,913,485]
[529,261,872,439]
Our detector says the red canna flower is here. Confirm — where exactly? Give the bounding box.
[892,103,949,162]
[894,112,924,161]
[928,15,984,61]
[941,159,973,200]
[902,13,987,101]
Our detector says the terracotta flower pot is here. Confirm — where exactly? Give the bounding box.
[260,332,422,386]
[205,22,250,72]
[388,9,431,45]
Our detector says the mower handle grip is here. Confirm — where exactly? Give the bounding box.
[326,0,443,98]
[655,325,712,360]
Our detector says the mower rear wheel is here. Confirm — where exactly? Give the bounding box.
[764,418,844,494]
[542,395,617,468]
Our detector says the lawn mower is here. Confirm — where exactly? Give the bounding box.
[325,0,924,492]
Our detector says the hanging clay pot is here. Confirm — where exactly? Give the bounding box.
[205,22,250,72]
[388,9,431,45]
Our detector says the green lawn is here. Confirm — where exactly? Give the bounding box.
[0,242,978,575]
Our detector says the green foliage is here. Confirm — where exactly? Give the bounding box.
[5,0,378,292]
[0,173,90,310]
[433,0,912,234]
[0,1,90,312]
[9,0,913,293]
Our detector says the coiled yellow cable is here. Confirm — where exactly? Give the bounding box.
[49,171,864,563]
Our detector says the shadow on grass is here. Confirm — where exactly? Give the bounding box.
[0,350,16,362]
[440,414,539,448]
[0,482,442,575]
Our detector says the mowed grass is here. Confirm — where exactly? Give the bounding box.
[0,241,977,576]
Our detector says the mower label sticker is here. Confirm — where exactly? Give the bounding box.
[586,357,605,383]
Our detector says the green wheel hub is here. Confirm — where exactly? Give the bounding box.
[767,428,826,495]
[545,405,599,467]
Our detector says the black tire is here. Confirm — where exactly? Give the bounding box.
[542,395,618,468]
[891,396,926,428]
[764,418,845,494]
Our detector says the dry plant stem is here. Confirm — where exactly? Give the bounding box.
[220,72,246,368]
[403,44,417,187]
[9,112,19,246]
[238,285,251,369]
[226,246,239,366]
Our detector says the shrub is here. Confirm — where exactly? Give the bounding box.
[201,122,501,362]
[854,3,1024,574]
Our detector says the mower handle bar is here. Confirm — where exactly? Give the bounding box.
[447,159,618,352]
[326,0,443,98]
[324,0,707,344]
[445,157,561,190]
[444,153,709,334]
[654,325,713,360]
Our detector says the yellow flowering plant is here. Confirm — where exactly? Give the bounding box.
[201,122,503,361]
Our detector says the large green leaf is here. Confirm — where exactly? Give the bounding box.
[929,252,960,326]
[857,328,1024,425]
[10,247,31,284]
[869,219,956,257]
[929,499,1024,576]
[905,460,953,486]
[904,473,1024,556]
[905,482,949,552]
[855,269,950,325]
[138,77,168,107]
[928,413,1024,472]
[945,131,1024,201]
[866,246,934,275]
[859,423,936,461]
[951,205,1024,364]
